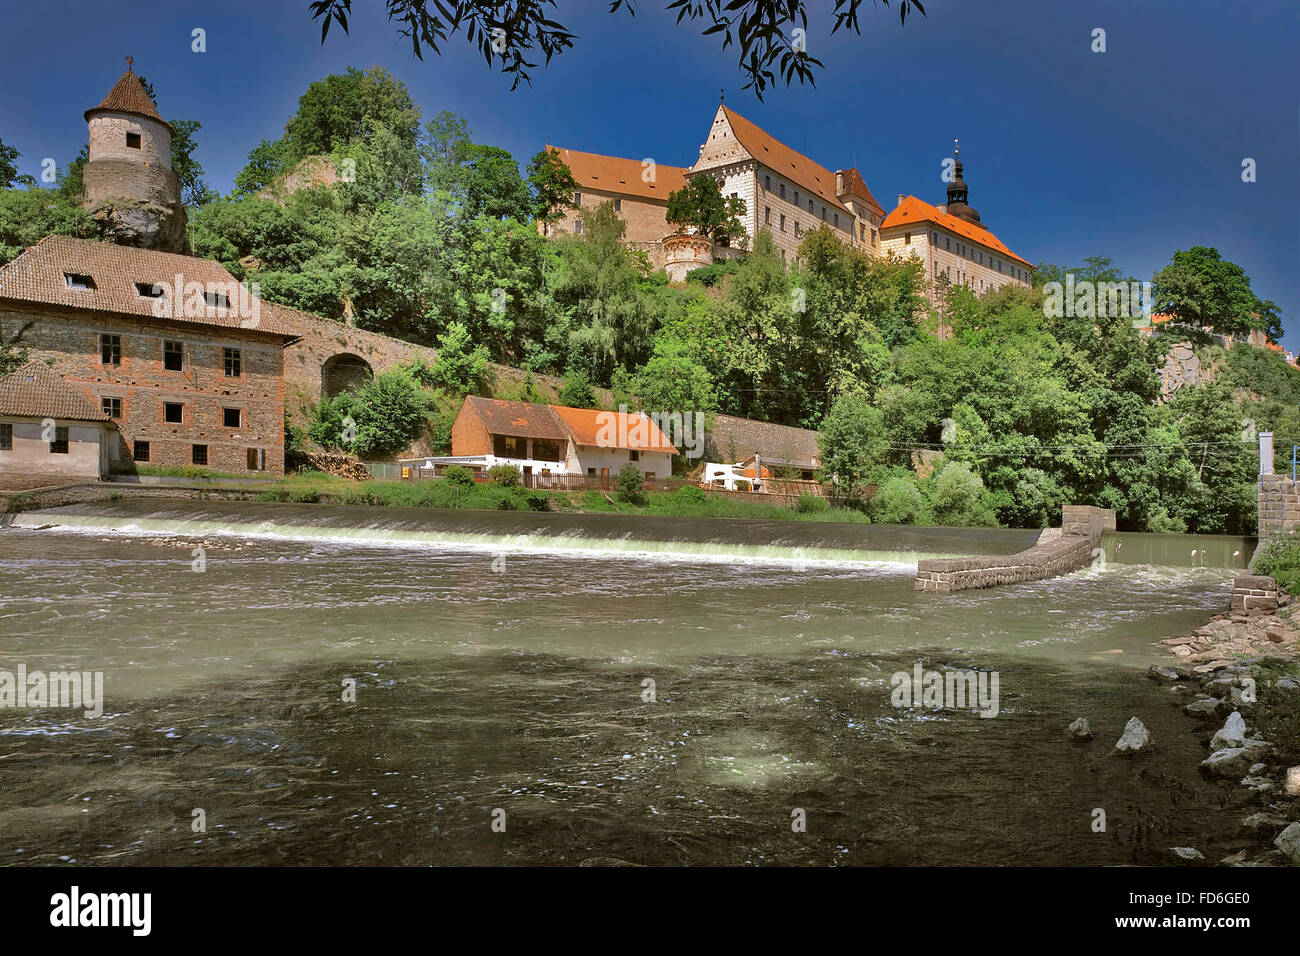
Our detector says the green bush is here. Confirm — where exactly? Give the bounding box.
[310,367,433,457]
[616,462,645,504]
[487,463,521,487]
[795,494,830,514]
[674,485,708,504]
[1252,530,1300,577]
[442,465,476,486]
[929,462,998,528]
[872,476,924,524]
[518,490,550,511]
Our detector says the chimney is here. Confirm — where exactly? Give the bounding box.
[1260,431,1274,476]
[897,194,905,207]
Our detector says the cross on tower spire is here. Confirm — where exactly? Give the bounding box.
[126,56,133,72]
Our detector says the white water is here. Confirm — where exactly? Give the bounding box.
[9,511,958,569]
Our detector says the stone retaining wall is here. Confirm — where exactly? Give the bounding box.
[1232,574,1280,612]
[915,506,1116,593]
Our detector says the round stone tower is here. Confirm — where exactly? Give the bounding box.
[82,59,187,252]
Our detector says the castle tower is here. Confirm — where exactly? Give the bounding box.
[82,59,187,252]
[944,139,985,229]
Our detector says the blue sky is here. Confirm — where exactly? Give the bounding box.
[2,0,1297,347]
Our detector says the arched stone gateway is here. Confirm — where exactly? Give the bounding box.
[321,353,373,398]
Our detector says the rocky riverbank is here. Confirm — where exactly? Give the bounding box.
[1150,578,1300,866]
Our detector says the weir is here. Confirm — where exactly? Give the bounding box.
[914,506,1116,593]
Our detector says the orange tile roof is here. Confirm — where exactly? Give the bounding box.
[550,404,677,453]
[84,69,170,131]
[721,106,853,217]
[833,166,884,215]
[0,362,108,422]
[0,236,298,338]
[548,147,688,202]
[881,195,1033,268]
[463,396,568,441]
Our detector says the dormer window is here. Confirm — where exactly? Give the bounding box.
[64,272,95,290]
[135,282,163,298]
[126,133,141,149]
[203,290,231,310]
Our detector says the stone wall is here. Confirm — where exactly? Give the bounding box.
[915,505,1116,593]
[1232,574,1280,612]
[1257,474,1300,538]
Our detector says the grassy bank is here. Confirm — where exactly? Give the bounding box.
[256,471,871,523]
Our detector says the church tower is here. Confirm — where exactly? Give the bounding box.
[82,59,187,252]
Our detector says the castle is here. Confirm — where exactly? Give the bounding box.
[545,101,1034,300]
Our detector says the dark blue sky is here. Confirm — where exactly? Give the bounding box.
[2,0,1297,347]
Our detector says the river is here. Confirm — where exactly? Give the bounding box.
[0,500,1254,865]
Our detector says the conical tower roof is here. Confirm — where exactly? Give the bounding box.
[84,63,171,132]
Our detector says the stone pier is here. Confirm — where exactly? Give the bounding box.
[914,505,1116,593]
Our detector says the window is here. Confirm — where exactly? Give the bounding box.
[125,132,141,149]
[223,407,241,428]
[223,348,241,377]
[50,426,68,454]
[764,175,771,191]
[164,402,184,424]
[945,236,951,250]
[493,435,526,458]
[629,450,640,462]
[859,224,865,241]
[246,448,266,471]
[793,191,799,206]
[533,438,563,461]
[574,220,583,235]
[794,222,801,237]
[203,290,231,310]
[0,423,10,451]
[573,191,581,205]
[764,206,771,225]
[164,340,183,371]
[101,397,121,419]
[613,198,621,212]
[135,282,163,298]
[779,214,786,232]
[779,184,785,199]
[65,272,96,290]
[904,232,911,245]
[808,199,813,213]
[133,440,149,462]
[191,444,208,466]
[587,467,596,477]
[100,333,121,365]
[834,213,839,228]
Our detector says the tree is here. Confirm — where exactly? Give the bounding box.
[929,461,997,527]
[233,139,289,196]
[616,461,646,504]
[310,367,434,456]
[526,147,579,227]
[0,138,35,189]
[1152,246,1272,338]
[816,393,886,499]
[414,321,490,397]
[135,75,213,206]
[666,175,747,246]
[307,0,923,98]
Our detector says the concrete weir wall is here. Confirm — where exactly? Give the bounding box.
[914,505,1116,593]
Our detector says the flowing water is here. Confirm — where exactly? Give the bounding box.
[0,501,1259,866]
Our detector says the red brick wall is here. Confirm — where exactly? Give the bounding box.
[450,403,490,457]
[0,305,286,475]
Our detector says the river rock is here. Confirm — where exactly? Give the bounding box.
[1184,697,1224,718]
[1067,717,1093,741]
[1210,711,1248,749]
[1115,717,1151,754]
[1274,823,1300,866]
[1201,741,1272,778]
[1147,664,1183,683]
[1242,811,1291,834]
[1171,846,1204,861]
[1287,767,1300,797]
[1275,676,1300,693]
[1229,686,1256,709]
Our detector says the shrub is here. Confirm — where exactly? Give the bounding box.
[674,485,708,504]
[615,462,645,504]
[872,476,924,525]
[487,463,521,488]
[795,494,830,514]
[929,462,998,528]
[442,465,476,486]
[1251,530,1300,577]
[518,490,550,512]
[310,368,433,457]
